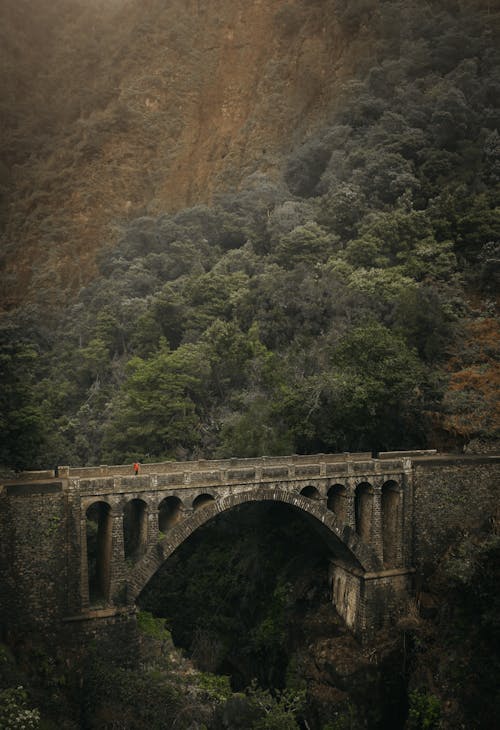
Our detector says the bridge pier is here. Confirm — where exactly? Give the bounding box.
[381,482,404,568]
[329,560,414,640]
[344,479,357,530]
[80,512,90,611]
[110,510,127,603]
[371,484,384,565]
[401,467,413,569]
[147,507,160,548]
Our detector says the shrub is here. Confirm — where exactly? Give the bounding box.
[0,687,40,730]
[407,689,441,729]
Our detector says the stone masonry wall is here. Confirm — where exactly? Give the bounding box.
[361,570,413,633]
[412,457,500,578]
[329,561,413,638]
[329,562,361,633]
[60,608,140,670]
[0,482,80,637]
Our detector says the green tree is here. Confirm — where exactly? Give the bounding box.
[103,339,209,462]
[407,690,441,730]
[182,270,250,339]
[278,322,427,452]
[201,319,255,396]
[393,285,455,363]
[217,396,294,458]
[317,183,366,239]
[0,325,44,470]
[247,682,305,730]
[353,206,435,266]
[273,222,339,269]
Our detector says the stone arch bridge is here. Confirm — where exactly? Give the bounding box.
[1,450,499,644]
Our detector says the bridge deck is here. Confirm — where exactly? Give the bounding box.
[7,449,442,483]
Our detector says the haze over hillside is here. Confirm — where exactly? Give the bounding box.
[0,0,376,307]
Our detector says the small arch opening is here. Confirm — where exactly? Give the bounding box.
[159,496,183,532]
[355,482,373,542]
[300,485,321,500]
[382,481,400,567]
[86,501,112,604]
[123,498,148,561]
[193,493,215,511]
[327,484,347,523]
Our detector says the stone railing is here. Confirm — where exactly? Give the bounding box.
[11,450,439,484]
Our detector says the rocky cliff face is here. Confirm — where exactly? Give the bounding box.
[0,0,374,307]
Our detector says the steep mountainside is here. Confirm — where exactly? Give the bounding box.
[1,0,499,470]
[0,0,374,307]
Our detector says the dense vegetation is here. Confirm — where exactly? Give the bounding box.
[140,503,332,690]
[1,0,499,472]
[407,530,500,730]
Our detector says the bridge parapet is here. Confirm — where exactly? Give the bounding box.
[64,456,409,497]
[63,452,375,480]
[9,450,433,486]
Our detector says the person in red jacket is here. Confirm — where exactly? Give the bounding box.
[133,461,140,476]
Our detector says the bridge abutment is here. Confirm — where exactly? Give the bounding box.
[329,561,414,639]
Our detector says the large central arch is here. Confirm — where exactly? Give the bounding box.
[126,486,382,602]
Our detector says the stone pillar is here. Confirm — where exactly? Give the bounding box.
[80,514,90,611]
[392,486,404,568]
[371,484,384,564]
[147,508,160,549]
[110,510,127,605]
[401,465,413,568]
[64,493,82,617]
[344,479,357,530]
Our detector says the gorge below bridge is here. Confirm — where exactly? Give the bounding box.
[1,450,499,651]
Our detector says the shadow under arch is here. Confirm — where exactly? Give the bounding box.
[86,500,112,604]
[126,486,382,602]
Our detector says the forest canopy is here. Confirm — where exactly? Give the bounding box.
[1,0,499,470]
